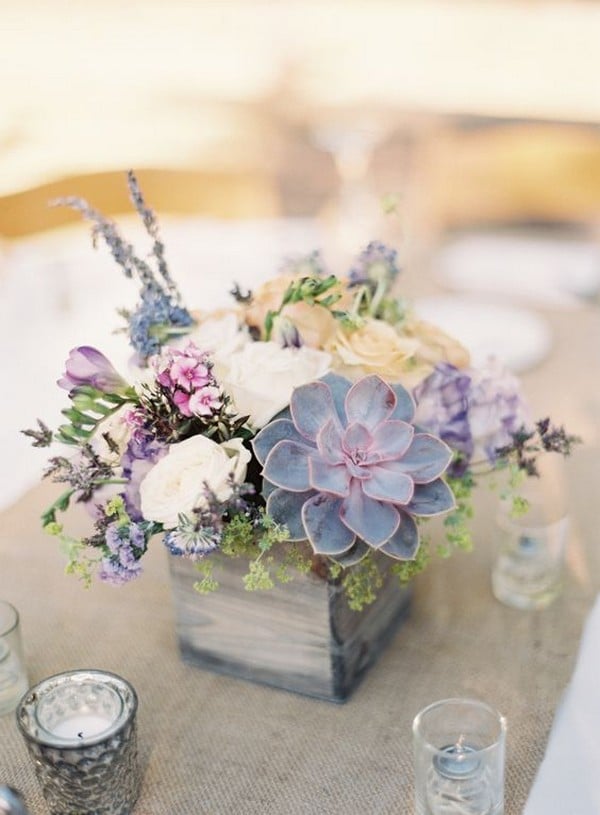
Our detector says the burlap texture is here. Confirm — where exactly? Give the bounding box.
[1,307,598,814]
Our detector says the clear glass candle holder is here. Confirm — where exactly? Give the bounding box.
[413,698,506,815]
[492,455,569,610]
[16,670,140,815]
[0,601,28,717]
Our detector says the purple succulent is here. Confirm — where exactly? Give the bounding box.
[58,346,128,394]
[252,373,455,566]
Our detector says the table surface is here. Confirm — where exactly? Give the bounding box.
[1,296,599,814]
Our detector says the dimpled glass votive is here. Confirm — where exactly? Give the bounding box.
[16,670,140,815]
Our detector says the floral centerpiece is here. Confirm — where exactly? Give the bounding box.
[24,172,578,617]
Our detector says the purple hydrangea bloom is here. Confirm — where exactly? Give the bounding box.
[414,363,473,476]
[58,346,128,393]
[468,360,530,463]
[414,360,530,471]
[98,521,146,585]
[252,373,455,566]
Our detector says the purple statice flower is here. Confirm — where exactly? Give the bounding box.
[414,363,473,476]
[348,241,400,287]
[129,289,193,360]
[152,342,222,419]
[98,520,147,585]
[58,346,128,394]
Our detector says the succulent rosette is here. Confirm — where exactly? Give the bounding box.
[252,373,456,566]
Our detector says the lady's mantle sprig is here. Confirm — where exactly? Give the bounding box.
[54,171,194,360]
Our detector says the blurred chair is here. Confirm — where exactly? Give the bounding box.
[0,168,280,239]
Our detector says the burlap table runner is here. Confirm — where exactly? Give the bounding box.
[1,306,598,814]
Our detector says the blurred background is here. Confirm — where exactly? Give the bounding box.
[2,0,600,507]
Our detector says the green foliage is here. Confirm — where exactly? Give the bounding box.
[441,473,475,556]
[264,274,351,340]
[339,554,384,612]
[243,559,275,591]
[45,522,98,588]
[193,560,219,594]
[391,537,431,584]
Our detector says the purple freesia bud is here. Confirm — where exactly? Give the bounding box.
[58,346,128,393]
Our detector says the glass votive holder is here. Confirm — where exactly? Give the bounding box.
[413,698,506,815]
[0,601,28,717]
[16,669,140,815]
[491,506,569,611]
[491,452,570,611]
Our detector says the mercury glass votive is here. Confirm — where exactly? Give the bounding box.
[16,670,140,815]
[413,698,506,815]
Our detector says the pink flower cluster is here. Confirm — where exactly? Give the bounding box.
[153,343,222,418]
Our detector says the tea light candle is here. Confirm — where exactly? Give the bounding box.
[49,713,115,741]
[433,741,482,779]
[16,670,140,815]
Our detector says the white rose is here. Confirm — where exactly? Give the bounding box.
[139,435,251,529]
[92,404,134,465]
[223,342,331,429]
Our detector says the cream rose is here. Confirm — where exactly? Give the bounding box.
[222,341,331,429]
[328,319,432,387]
[139,435,251,529]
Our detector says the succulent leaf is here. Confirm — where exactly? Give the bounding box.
[342,422,373,454]
[361,466,414,505]
[390,382,416,423]
[395,434,453,484]
[263,440,313,491]
[345,374,397,430]
[290,381,338,442]
[252,418,307,466]
[266,488,315,540]
[309,459,351,496]
[407,478,456,516]
[379,512,420,559]
[370,420,414,461]
[316,419,345,464]
[320,372,352,426]
[330,538,370,567]
[301,494,356,555]
[340,481,400,546]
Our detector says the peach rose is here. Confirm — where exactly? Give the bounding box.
[243,275,346,349]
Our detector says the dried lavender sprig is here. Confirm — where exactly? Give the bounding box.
[126,170,177,297]
[52,195,163,295]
